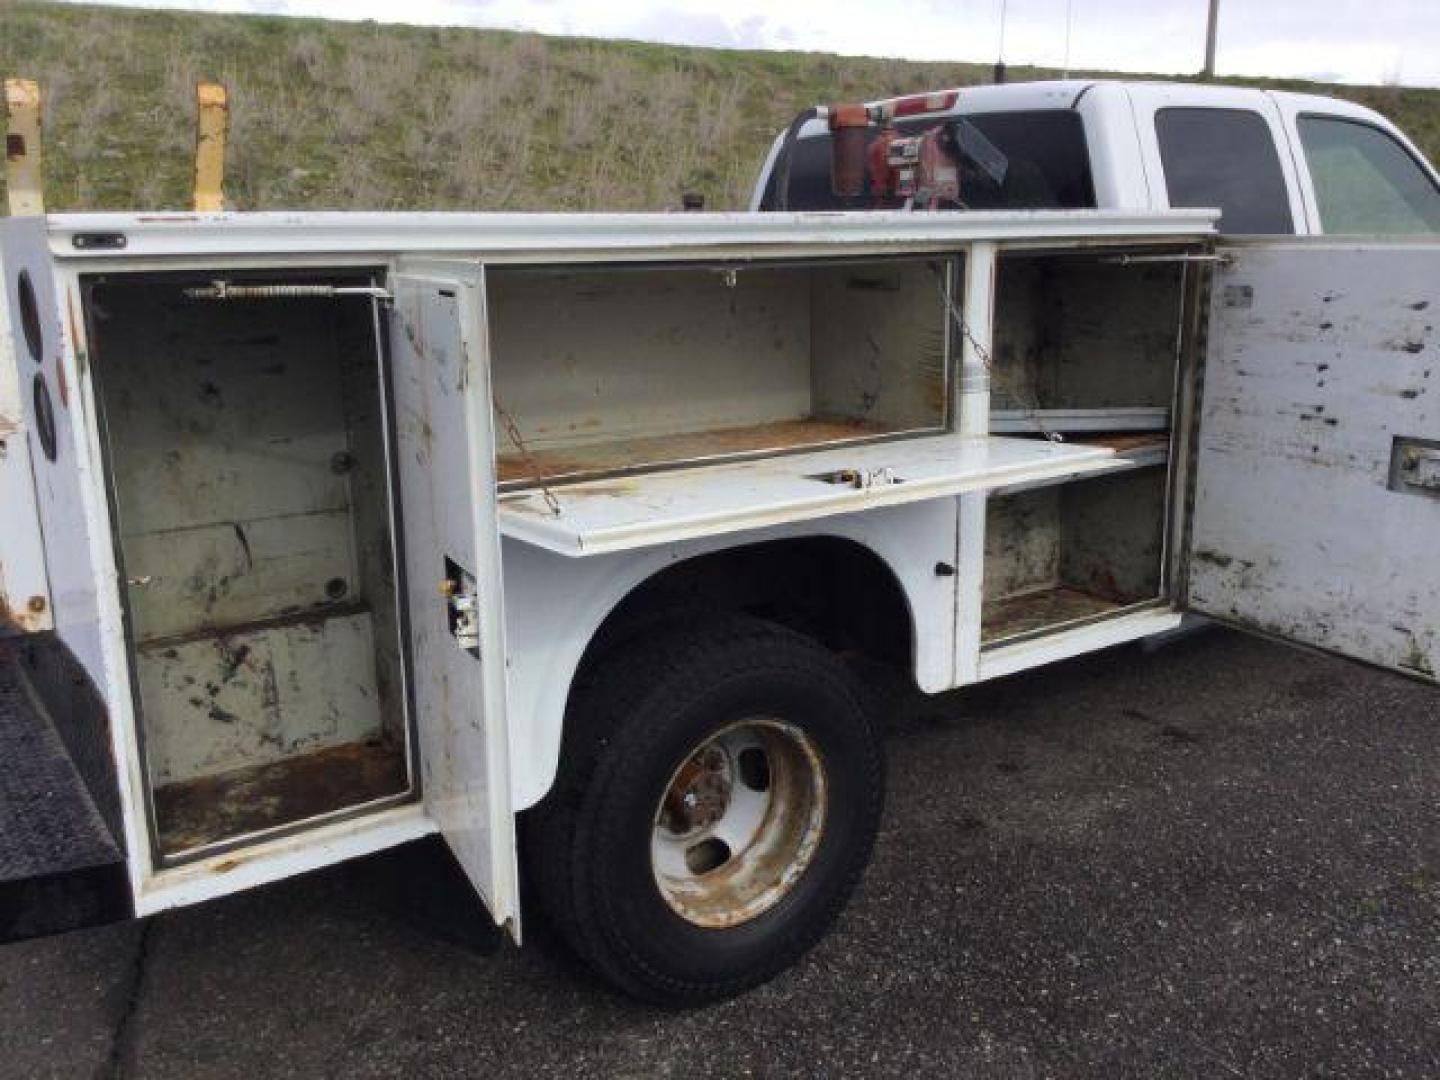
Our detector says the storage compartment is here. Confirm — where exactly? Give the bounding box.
[487,256,954,486]
[981,247,1186,643]
[991,249,1187,433]
[87,272,412,860]
[983,466,1169,644]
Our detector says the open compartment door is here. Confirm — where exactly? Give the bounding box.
[388,262,519,933]
[1185,240,1438,682]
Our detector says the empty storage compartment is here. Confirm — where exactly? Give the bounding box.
[982,466,1168,644]
[990,249,1188,432]
[486,256,954,486]
[87,272,412,860]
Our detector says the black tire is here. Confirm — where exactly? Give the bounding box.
[524,613,885,1006]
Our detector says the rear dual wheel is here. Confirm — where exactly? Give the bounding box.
[525,614,885,1006]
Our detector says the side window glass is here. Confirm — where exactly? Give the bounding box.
[1298,116,1440,235]
[1154,108,1294,234]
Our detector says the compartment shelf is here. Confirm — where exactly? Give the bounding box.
[499,432,1153,557]
[988,432,1169,496]
[981,586,1131,642]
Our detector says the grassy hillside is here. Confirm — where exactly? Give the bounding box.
[2,0,1438,212]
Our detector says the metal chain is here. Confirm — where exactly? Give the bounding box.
[936,278,1063,444]
[494,398,563,517]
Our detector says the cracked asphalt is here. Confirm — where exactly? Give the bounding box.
[3,627,1439,1078]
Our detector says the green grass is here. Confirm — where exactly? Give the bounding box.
[2,0,1437,212]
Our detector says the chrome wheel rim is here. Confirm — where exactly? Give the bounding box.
[651,718,828,928]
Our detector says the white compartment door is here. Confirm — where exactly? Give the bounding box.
[1185,240,1439,682]
[388,264,519,933]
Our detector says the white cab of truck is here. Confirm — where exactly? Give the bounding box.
[1,77,1437,1007]
[751,80,1440,238]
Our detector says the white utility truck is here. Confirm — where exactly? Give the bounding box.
[1,79,1437,1004]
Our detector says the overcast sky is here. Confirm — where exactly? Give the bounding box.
[73,0,1440,87]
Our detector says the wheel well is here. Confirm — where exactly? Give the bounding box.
[580,537,914,679]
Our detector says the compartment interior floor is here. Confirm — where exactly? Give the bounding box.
[497,416,895,484]
[152,740,409,857]
[982,587,1140,643]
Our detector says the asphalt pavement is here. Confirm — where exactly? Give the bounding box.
[2,627,1438,1078]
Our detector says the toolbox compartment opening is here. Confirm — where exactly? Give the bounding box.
[981,247,1186,642]
[983,466,1168,643]
[87,271,412,861]
[991,249,1186,425]
[486,256,954,487]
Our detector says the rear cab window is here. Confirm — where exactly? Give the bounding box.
[1297,115,1440,235]
[761,109,1096,212]
[1154,107,1295,234]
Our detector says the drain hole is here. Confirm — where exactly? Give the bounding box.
[685,837,731,875]
[737,747,770,792]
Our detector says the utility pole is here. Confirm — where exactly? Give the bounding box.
[1202,0,1220,78]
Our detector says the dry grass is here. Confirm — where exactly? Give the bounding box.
[1,0,1438,212]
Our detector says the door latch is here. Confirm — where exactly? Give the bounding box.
[442,557,481,657]
[1389,437,1440,498]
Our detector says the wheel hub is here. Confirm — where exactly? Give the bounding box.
[651,718,828,928]
[663,747,731,832]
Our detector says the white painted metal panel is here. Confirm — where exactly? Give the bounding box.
[389,264,519,932]
[136,802,437,916]
[1187,241,1439,681]
[499,433,1141,557]
[1,220,103,671]
[501,497,960,810]
[0,220,56,634]
[45,208,1216,262]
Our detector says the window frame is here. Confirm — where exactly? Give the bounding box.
[1152,105,1298,236]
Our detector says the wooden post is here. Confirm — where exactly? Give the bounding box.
[193,82,229,212]
[4,79,44,216]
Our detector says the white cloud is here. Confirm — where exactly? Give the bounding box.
[61,0,1440,86]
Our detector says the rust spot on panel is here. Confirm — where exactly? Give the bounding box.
[981,587,1126,642]
[496,417,892,485]
[65,290,88,378]
[54,348,69,409]
[1074,433,1169,453]
[0,583,50,635]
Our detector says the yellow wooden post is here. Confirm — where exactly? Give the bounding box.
[193,82,229,212]
[3,78,44,216]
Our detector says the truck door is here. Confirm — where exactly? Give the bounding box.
[1184,240,1438,682]
[387,262,520,934]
